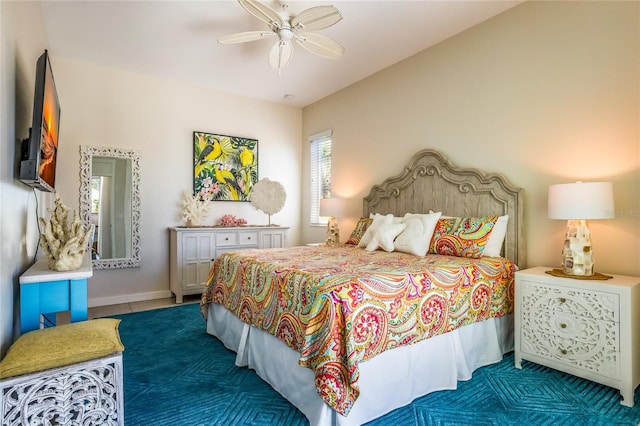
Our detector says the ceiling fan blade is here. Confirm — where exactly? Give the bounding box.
[238,0,284,29]
[291,6,342,32]
[269,40,293,71]
[294,32,344,59]
[218,30,274,44]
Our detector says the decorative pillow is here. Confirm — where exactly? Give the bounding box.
[365,222,407,252]
[429,216,498,258]
[345,217,374,245]
[394,212,442,256]
[483,215,509,257]
[358,213,394,248]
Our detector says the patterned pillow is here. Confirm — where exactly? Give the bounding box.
[429,216,498,258]
[345,218,373,245]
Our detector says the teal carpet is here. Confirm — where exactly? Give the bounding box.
[115,303,640,425]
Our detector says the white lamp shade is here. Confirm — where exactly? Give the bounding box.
[319,197,346,218]
[548,182,614,220]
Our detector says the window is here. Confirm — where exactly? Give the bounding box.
[309,130,332,225]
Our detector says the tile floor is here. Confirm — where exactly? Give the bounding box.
[57,294,201,324]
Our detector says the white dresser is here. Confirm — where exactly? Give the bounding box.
[169,226,288,303]
[514,266,640,407]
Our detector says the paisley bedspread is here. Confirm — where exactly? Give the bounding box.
[200,244,516,416]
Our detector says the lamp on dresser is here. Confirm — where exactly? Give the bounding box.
[319,197,346,245]
[548,181,614,276]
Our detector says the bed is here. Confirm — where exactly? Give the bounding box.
[201,149,525,425]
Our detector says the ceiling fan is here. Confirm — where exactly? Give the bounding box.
[218,0,345,71]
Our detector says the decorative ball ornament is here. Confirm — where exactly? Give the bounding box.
[250,178,286,225]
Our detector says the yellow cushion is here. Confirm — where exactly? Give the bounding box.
[0,319,124,379]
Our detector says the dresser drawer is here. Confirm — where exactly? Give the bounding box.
[237,231,259,246]
[520,280,618,322]
[215,232,238,246]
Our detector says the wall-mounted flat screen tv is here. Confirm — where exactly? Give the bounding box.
[19,49,61,192]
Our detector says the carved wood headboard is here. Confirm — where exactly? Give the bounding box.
[363,149,525,267]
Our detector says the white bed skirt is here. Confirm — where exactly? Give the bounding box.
[207,303,514,426]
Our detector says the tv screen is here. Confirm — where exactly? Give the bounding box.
[19,49,61,192]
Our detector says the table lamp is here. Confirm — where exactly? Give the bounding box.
[548,181,614,276]
[319,197,346,245]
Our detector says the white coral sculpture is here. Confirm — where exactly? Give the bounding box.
[250,178,286,225]
[181,191,210,227]
[39,195,92,271]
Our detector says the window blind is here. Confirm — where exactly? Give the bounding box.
[309,130,332,225]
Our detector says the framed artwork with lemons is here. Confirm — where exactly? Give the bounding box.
[193,131,258,201]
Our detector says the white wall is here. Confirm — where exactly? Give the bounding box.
[53,56,302,306]
[302,1,640,276]
[0,1,55,356]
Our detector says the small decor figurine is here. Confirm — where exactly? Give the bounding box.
[326,216,339,245]
[181,191,210,227]
[250,178,286,225]
[218,214,247,226]
[39,195,92,271]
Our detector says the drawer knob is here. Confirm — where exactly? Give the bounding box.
[559,298,566,303]
[561,349,568,355]
[247,237,251,240]
[560,323,567,329]
[225,237,229,241]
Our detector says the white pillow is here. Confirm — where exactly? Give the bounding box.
[365,222,407,252]
[483,215,509,257]
[394,212,442,256]
[358,213,394,248]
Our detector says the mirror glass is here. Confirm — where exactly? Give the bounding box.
[79,146,141,269]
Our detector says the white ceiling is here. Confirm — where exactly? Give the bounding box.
[41,0,522,107]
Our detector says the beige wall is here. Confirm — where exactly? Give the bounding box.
[302,1,640,276]
[0,1,55,356]
[53,56,302,307]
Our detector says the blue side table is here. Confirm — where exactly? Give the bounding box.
[19,254,93,334]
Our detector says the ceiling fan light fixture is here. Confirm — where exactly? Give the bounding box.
[221,0,344,71]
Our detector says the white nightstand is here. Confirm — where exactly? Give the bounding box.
[514,266,640,407]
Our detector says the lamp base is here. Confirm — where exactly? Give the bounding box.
[561,219,594,276]
[325,217,340,246]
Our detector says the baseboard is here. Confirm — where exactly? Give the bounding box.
[88,290,173,308]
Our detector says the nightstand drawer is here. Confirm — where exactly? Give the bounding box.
[524,309,619,350]
[520,280,618,322]
[521,326,621,379]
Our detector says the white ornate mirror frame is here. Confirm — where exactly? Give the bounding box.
[79,145,141,269]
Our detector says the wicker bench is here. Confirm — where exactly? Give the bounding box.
[0,319,124,425]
